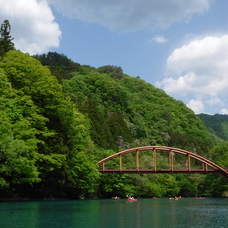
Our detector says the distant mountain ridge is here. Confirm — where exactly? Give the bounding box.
[197,113,228,141]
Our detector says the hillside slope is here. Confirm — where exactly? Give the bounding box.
[63,65,213,156]
[198,113,228,141]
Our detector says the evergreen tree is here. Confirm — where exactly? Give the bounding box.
[0,20,15,56]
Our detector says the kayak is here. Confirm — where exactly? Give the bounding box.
[194,197,205,199]
[170,197,182,200]
[127,199,137,201]
[169,198,178,200]
[112,197,120,200]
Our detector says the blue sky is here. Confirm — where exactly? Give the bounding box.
[1,0,228,115]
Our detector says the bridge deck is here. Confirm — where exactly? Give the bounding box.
[98,169,227,174]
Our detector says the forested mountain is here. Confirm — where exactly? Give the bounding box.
[0,49,228,199]
[198,113,228,141]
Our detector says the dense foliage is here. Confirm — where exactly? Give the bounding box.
[198,113,228,141]
[33,52,81,82]
[0,21,227,198]
[0,50,99,198]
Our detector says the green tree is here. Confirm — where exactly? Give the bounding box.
[0,69,40,190]
[209,141,228,167]
[0,50,99,198]
[33,52,80,82]
[200,142,228,197]
[97,65,123,79]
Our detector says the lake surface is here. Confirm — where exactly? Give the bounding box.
[0,198,228,228]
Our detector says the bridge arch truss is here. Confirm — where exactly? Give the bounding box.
[97,146,228,177]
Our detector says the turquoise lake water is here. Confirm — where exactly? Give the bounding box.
[0,198,227,228]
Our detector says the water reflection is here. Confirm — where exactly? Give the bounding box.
[97,198,228,228]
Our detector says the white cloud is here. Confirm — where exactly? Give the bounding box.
[156,72,197,96]
[187,99,204,114]
[47,0,210,32]
[220,109,228,114]
[0,0,61,54]
[156,34,228,114]
[152,36,168,43]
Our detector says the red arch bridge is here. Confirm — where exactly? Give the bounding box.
[97,146,228,177]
